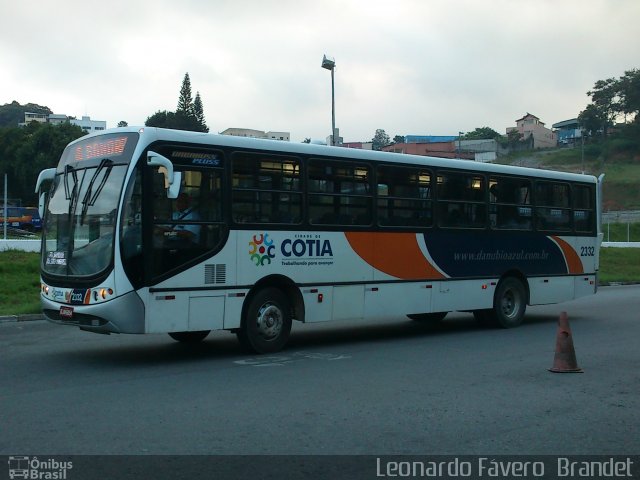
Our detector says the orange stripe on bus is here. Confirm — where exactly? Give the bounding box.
[344,232,445,280]
[550,236,584,274]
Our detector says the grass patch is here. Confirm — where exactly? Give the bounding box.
[0,247,639,317]
[599,247,640,283]
[0,250,41,315]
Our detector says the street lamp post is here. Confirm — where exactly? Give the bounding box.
[321,55,336,146]
[581,130,585,174]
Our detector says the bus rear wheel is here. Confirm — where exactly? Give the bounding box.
[477,277,527,328]
[238,288,292,354]
[168,330,210,343]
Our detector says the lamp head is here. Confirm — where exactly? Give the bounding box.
[321,55,335,70]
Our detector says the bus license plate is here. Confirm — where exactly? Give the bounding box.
[60,306,74,319]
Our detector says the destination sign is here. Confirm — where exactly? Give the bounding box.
[74,136,128,161]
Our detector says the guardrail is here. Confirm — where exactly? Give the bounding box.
[602,210,640,223]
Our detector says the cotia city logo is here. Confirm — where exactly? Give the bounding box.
[249,233,334,266]
[249,233,276,266]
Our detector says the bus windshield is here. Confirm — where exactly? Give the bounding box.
[42,133,138,278]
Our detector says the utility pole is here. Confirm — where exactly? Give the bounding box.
[3,173,7,240]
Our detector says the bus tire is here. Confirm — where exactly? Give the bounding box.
[488,277,527,328]
[239,287,292,354]
[472,309,493,326]
[407,312,448,323]
[168,330,210,343]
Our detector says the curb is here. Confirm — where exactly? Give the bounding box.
[0,314,45,324]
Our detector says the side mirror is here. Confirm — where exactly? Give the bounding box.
[35,168,56,218]
[35,168,56,194]
[147,151,180,199]
[38,192,48,219]
[168,172,182,199]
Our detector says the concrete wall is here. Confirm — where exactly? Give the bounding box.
[0,239,41,252]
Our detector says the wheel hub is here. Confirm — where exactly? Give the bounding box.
[256,303,283,340]
[501,290,518,318]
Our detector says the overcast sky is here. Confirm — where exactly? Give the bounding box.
[1,0,638,143]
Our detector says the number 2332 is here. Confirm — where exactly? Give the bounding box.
[580,246,595,256]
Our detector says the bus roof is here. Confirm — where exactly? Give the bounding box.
[91,127,597,185]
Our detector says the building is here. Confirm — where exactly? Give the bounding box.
[47,114,69,125]
[341,141,373,150]
[404,135,457,144]
[459,139,501,162]
[326,127,343,146]
[381,136,501,162]
[220,128,290,141]
[22,113,106,132]
[506,113,556,149]
[22,112,48,124]
[70,116,106,133]
[552,118,582,146]
[382,141,473,160]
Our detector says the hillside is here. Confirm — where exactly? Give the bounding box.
[500,141,640,211]
[0,101,52,128]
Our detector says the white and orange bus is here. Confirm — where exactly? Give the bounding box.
[35,128,604,353]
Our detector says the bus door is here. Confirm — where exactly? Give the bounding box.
[144,147,227,282]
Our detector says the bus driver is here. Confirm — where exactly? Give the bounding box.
[171,192,201,243]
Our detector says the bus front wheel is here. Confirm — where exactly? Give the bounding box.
[238,288,292,354]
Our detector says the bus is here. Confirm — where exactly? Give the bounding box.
[1,206,42,232]
[35,127,604,353]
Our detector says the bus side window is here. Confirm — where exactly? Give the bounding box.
[377,166,432,228]
[437,171,485,229]
[309,159,372,226]
[490,177,532,230]
[535,181,571,231]
[231,152,302,224]
[573,184,595,233]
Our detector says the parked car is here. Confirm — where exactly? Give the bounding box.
[1,206,42,232]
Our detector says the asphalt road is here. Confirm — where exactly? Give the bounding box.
[1,285,639,459]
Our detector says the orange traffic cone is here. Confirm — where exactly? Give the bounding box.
[549,311,583,373]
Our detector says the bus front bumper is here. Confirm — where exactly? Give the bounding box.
[41,290,146,334]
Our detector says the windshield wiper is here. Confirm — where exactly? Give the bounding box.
[64,164,74,199]
[65,165,79,216]
[80,159,113,226]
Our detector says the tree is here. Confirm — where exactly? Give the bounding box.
[146,73,209,132]
[193,92,208,132]
[117,121,128,127]
[463,127,502,140]
[145,110,203,132]
[618,68,640,123]
[177,73,194,115]
[497,129,524,149]
[587,77,619,137]
[0,122,85,205]
[372,129,391,151]
[145,110,176,129]
[393,135,405,144]
[578,104,604,138]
